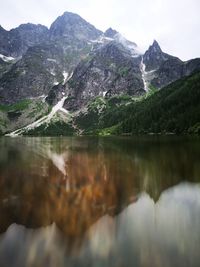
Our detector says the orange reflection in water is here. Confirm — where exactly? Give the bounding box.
[0,146,139,246]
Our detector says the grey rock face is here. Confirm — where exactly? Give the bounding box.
[0,59,13,79]
[64,42,145,111]
[104,28,118,38]
[0,44,65,104]
[143,40,176,71]
[0,12,104,105]
[46,84,66,106]
[150,57,184,88]
[50,11,102,41]
[0,26,9,56]
[144,40,200,89]
[0,37,96,104]
[152,57,200,89]
[0,23,49,57]
[184,58,200,75]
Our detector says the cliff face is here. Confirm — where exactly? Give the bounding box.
[143,40,200,89]
[0,23,49,57]
[64,42,144,111]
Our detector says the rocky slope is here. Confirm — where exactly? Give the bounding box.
[63,71,200,136]
[143,40,200,88]
[0,11,200,135]
[0,23,49,57]
[49,11,102,40]
[15,70,200,136]
[64,41,144,111]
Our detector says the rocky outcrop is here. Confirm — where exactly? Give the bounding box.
[46,84,66,106]
[143,40,176,71]
[0,12,104,104]
[144,40,200,89]
[0,43,66,104]
[0,23,49,58]
[0,58,13,79]
[64,41,145,110]
[104,28,118,38]
[50,11,102,41]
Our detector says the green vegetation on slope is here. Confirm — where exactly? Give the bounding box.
[74,94,134,135]
[120,71,200,134]
[75,71,200,135]
[0,98,51,135]
[6,71,200,136]
[0,99,31,112]
[23,121,75,136]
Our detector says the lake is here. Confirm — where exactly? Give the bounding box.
[0,136,199,267]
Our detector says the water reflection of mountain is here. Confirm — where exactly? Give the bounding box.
[0,182,200,267]
[0,136,200,236]
[0,137,139,239]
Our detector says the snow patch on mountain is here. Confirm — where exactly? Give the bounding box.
[103,91,107,97]
[47,58,57,63]
[63,71,69,82]
[141,57,148,91]
[50,70,56,76]
[90,35,114,44]
[0,54,15,62]
[140,57,157,91]
[63,71,73,84]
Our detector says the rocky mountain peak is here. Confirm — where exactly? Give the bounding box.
[0,23,49,57]
[16,23,48,32]
[0,25,6,32]
[143,40,170,71]
[50,11,102,41]
[104,28,118,38]
[151,40,162,52]
[97,41,133,60]
[145,40,163,58]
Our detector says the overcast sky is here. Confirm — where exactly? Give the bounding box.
[0,0,199,60]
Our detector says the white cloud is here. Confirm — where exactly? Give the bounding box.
[0,0,200,60]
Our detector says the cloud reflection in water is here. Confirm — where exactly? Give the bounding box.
[0,183,199,267]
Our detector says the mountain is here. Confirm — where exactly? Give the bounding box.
[143,40,200,89]
[0,11,199,136]
[64,41,144,111]
[104,28,118,38]
[120,71,200,135]
[49,11,102,40]
[143,40,174,71]
[9,70,199,136]
[61,71,200,136]
[0,23,49,57]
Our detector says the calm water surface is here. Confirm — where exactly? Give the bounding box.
[0,136,200,267]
